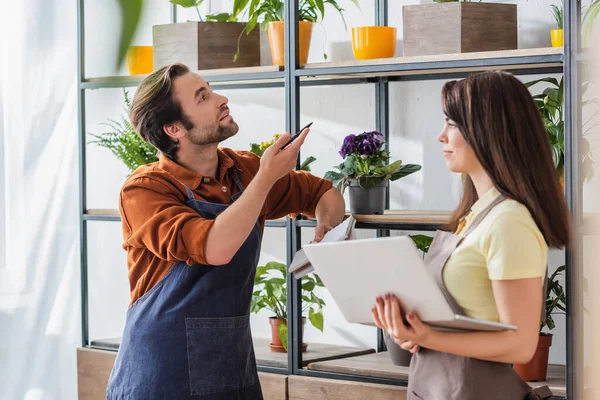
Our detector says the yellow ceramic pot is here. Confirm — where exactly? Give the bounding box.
[126,46,154,75]
[351,26,397,60]
[268,21,313,66]
[551,29,564,47]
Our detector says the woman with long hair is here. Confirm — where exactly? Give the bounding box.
[372,71,570,400]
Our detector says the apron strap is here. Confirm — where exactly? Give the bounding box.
[461,193,509,237]
[229,169,244,192]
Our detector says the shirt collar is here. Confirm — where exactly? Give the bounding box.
[471,186,501,216]
[158,148,240,190]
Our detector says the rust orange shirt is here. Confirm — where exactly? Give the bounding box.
[119,148,332,305]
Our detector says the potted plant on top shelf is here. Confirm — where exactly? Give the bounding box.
[513,266,566,382]
[244,0,359,66]
[402,0,518,57]
[550,2,564,48]
[152,0,261,70]
[324,131,422,215]
[251,261,326,353]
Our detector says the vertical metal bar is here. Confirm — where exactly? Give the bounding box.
[375,0,390,353]
[170,3,178,23]
[284,0,302,375]
[564,0,582,398]
[76,0,89,348]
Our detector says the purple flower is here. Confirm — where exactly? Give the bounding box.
[355,131,384,157]
[339,134,356,158]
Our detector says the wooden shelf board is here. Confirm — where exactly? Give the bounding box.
[84,65,282,84]
[352,210,450,225]
[90,337,374,370]
[85,209,120,216]
[307,351,566,397]
[302,47,563,71]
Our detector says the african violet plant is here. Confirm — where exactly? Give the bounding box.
[324,131,422,193]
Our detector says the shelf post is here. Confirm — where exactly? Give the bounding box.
[375,0,390,353]
[284,0,303,375]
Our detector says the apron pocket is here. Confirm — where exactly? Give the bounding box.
[186,314,257,396]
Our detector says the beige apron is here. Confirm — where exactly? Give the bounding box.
[408,195,552,400]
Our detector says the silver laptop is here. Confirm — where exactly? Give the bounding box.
[302,236,516,332]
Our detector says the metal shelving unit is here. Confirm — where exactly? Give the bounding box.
[77,0,584,397]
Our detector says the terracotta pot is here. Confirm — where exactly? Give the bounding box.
[513,333,553,382]
[269,317,308,353]
[267,21,313,66]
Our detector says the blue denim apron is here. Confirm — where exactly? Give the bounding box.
[107,170,264,400]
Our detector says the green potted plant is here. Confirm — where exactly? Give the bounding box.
[525,75,595,189]
[514,266,566,382]
[251,261,326,352]
[402,0,517,57]
[88,90,158,174]
[324,131,422,215]
[550,3,564,47]
[250,133,316,171]
[152,0,261,70]
[244,0,359,66]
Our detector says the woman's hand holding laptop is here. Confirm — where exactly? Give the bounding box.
[372,293,431,354]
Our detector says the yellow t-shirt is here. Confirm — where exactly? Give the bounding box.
[443,187,548,322]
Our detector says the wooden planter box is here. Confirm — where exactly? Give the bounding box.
[152,22,260,70]
[402,3,517,57]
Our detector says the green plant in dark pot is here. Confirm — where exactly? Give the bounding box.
[325,131,422,215]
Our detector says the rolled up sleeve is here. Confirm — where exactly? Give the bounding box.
[120,176,214,265]
[265,170,333,220]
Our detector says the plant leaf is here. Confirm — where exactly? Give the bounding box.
[206,12,234,22]
[358,175,386,189]
[300,156,317,171]
[302,280,316,291]
[389,164,422,181]
[309,308,324,332]
[409,234,434,253]
[278,321,288,351]
[116,0,144,70]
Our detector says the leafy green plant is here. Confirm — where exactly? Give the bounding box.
[251,261,325,351]
[170,0,249,22]
[324,131,422,193]
[250,134,316,172]
[88,90,158,174]
[543,265,566,331]
[550,3,563,29]
[243,0,359,60]
[525,76,595,184]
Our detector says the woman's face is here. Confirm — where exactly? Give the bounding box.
[437,117,481,174]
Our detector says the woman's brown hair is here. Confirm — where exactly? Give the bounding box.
[442,71,570,248]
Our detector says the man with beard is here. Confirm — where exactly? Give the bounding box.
[106,63,345,400]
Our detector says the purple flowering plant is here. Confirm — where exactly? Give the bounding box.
[324,131,421,192]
